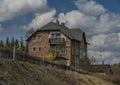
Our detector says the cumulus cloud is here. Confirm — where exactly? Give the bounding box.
[0,0,49,22]
[74,0,106,16]
[58,0,120,64]
[89,33,120,52]
[94,13,120,34]
[27,10,56,30]
[58,11,96,29]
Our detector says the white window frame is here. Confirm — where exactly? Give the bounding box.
[51,33,61,39]
[32,36,36,42]
[32,47,37,52]
[38,35,42,42]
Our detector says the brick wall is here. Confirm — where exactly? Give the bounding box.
[27,31,72,62]
[27,31,50,58]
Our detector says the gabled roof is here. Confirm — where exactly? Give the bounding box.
[27,22,84,42]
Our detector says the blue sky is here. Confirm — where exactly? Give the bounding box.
[0,0,120,64]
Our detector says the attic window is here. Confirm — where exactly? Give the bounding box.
[32,36,36,42]
[51,33,61,38]
[38,36,41,42]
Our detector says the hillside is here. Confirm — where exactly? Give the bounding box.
[0,58,115,85]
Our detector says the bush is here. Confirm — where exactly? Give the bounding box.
[45,53,55,61]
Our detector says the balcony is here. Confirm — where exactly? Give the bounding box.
[49,38,65,45]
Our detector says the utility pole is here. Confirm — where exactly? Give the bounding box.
[12,36,24,61]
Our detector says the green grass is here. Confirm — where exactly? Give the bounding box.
[0,58,115,85]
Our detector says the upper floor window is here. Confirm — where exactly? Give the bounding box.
[32,36,36,42]
[32,47,36,52]
[38,36,41,42]
[51,33,61,39]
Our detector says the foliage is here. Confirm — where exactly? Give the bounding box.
[90,56,96,64]
[1,37,26,52]
[102,65,120,85]
[9,37,15,49]
[5,37,10,48]
[80,55,91,71]
[19,42,26,52]
[0,40,4,47]
[45,53,56,61]
[15,39,19,49]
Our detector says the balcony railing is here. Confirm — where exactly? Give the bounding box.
[49,38,65,44]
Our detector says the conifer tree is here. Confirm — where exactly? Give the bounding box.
[20,41,25,51]
[5,37,10,48]
[15,39,19,49]
[19,36,26,51]
[0,40,4,47]
[10,37,15,49]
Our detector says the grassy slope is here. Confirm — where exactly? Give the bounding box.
[0,59,115,85]
[102,66,120,85]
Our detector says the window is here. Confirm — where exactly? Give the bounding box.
[51,46,56,54]
[56,33,61,38]
[32,47,36,52]
[51,33,61,39]
[32,36,36,42]
[62,46,68,55]
[51,34,55,38]
[38,36,41,42]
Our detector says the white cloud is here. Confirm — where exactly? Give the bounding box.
[58,0,120,35]
[89,34,106,47]
[27,10,56,30]
[58,0,120,64]
[58,11,96,29]
[112,58,120,64]
[94,13,120,33]
[0,0,49,22]
[74,0,106,16]
[88,50,111,59]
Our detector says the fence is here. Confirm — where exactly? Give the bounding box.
[0,47,90,74]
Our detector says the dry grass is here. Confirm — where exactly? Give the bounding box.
[0,58,115,85]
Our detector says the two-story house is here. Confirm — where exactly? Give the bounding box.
[26,21,88,68]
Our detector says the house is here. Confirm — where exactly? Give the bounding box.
[89,64,113,75]
[26,21,88,68]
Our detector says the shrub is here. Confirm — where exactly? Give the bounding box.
[45,53,55,61]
